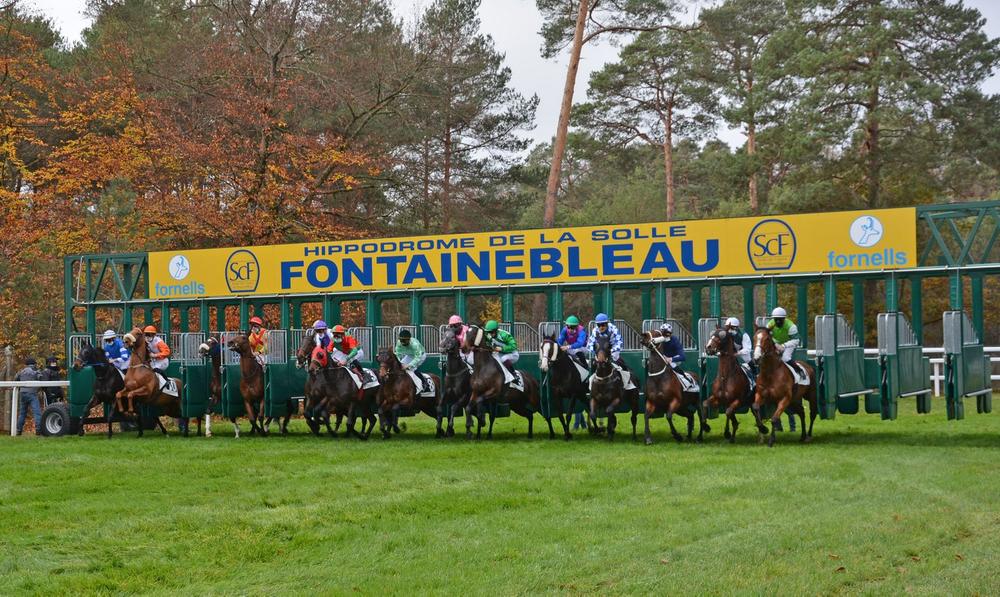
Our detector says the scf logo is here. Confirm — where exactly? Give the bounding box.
[747,219,797,271]
[225,249,260,293]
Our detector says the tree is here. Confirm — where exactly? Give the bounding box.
[576,29,713,220]
[695,0,792,212]
[536,0,679,227]
[790,0,1000,207]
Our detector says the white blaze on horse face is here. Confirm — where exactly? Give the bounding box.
[474,328,483,348]
[753,332,763,361]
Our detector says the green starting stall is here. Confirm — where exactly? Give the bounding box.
[876,312,933,419]
[814,313,878,419]
[943,310,993,419]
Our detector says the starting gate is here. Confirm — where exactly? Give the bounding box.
[173,331,210,419]
[814,314,877,419]
[696,317,726,418]
[876,313,932,419]
[943,311,993,420]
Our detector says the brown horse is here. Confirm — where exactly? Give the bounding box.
[704,328,754,443]
[117,327,185,437]
[438,329,472,438]
[375,349,441,439]
[296,330,341,436]
[73,342,125,439]
[463,324,544,440]
[227,334,265,437]
[538,336,589,439]
[640,330,708,444]
[751,327,818,447]
[198,336,223,410]
[588,335,640,441]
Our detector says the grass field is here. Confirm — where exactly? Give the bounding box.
[2,397,999,595]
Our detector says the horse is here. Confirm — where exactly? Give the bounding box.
[226,334,266,437]
[198,336,223,411]
[538,336,589,440]
[640,330,708,444]
[587,335,640,441]
[703,328,755,443]
[296,329,343,436]
[73,342,126,438]
[751,327,818,447]
[297,331,377,439]
[375,348,441,439]
[462,324,543,440]
[117,327,185,437]
[438,329,471,437]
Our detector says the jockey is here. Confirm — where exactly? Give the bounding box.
[587,313,627,371]
[395,328,429,392]
[102,329,130,371]
[484,320,519,369]
[556,315,589,367]
[652,322,686,372]
[724,317,753,366]
[143,326,171,387]
[328,324,364,378]
[767,307,805,376]
[248,316,268,367]
[447,314,473,366]
[312,320,332,349]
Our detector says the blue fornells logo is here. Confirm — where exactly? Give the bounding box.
[747,218,797,271]
[849,215,883,247]
[226,249,260,293]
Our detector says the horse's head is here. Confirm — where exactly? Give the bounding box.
[705,328,734,357]
[640,330,661,349]
[464,325,487,351]
[539,335,560,372]
[73,342,104,371]
[309,345,329,372]
[377,348,400,378]
[227,333,251,355]
[296,328,317,369]
[593,335,612,373]
[439,328,460,353]
[199,336,219,358]
[752,327,776,362]
[122,327,143,349]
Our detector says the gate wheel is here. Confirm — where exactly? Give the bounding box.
[40,403,70,437]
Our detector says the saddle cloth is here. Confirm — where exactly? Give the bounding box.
[406,370,437,398]
[154,371,180,398]
[589,363,637,392]
[673,369,699,393]
[490,354,525,391]
[785,361,811,386]
[347,368,381,390]
[740,363,756,391]
[572,360,590,383]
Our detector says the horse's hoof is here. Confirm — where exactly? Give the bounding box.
[801,435,812,444]
[382,432,391,440]
[672,433,683,443]
[465,431,473,440]
[704,424,711,433]
[724,430,732,439]
[565,433,572,441]
[695,436,703,444]
[644,437,654,446]
[446,427,455,437]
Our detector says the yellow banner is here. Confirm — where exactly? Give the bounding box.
[148,207,917,299]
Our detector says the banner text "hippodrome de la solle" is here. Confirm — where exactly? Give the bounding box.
[148,207,916,299]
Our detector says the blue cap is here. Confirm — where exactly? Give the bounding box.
[595,313,610,324]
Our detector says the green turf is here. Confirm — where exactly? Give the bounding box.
[1,396,998,595]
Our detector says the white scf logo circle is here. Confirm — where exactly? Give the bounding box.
[168,255,190,281]
[849,215,883,248]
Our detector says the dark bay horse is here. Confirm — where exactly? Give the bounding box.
[295,330,377,439]
[227,334,265,437]
[296,336,341,437]
[117,327,185,437]
[704,329,754,443]
[588,335,639,441]
[463,324,544,440]
[73,342,125,438]
[538,336,589,440]
[751,327,818,447]
[438,329,471,437]
[376,349,441,439]
[198,336,222,411]
[640,330,708,444]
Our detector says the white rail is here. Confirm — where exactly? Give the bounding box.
[2,381,71,437]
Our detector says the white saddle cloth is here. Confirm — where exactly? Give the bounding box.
[785,361,810,386]
[406,370,437,397]
[347,368,380,390]
[491,354,525,391]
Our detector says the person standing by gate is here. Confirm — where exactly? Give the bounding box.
[248,316,269,367]
[15,358,42,435]
[40,356,64,404]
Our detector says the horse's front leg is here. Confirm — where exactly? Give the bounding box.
[589,397,598,435]
[643,397,655,445]
[464,393,476,440]
[751,389,768,438]
[769,396,792,448]
[230,416,241,438]
[106,400,116,439]
[665,398,684,442]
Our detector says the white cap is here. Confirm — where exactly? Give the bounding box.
[725,317,740,327]
[771,307,787,318]
[102,330,117,340]
[660,322,673,333]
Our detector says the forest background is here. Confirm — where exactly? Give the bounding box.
[3,0,1000,360]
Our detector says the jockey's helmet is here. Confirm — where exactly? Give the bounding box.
[331,324,347,335]
[249,316,264,328]
[484,320,499,333]
[102,329,117,341]
[660,322,673,335]
[143,325,157,336]
[771,307,787,318]
[398,328,412,340]
[595,313,610,324]
[725,317,740,328]
[313,320,327,330]
[448,315,463,325]
[564,315,579,326]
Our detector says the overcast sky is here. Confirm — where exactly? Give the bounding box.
[23,0,1000,149]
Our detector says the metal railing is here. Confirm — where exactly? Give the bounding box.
[697,318,721,357]
[499,322,540,353]
[172,332,207,365]
[815,314,860,356]
[640,319,695,351]
[876,312,919,355]
[3,380,71,437]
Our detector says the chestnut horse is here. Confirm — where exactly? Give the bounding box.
[227,334,265,437]
[73,342,125,439]
[117,327,185,437]
[703,328,754,443]
[588,335,640,441]
[751,327,818,447]
[438,329,472,438]
[640,330,708,444]
[375,349,441,439]
[296,330,342,436]
[463,325,544,440]
[538,336,589,439]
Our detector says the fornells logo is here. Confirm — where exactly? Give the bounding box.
[747,218,797,271]
[226,249,260,293]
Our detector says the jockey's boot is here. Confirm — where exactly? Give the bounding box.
[615,358,630,372]
[575,353,589,369]
[503,361,515,373]
[789,360,805,378]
